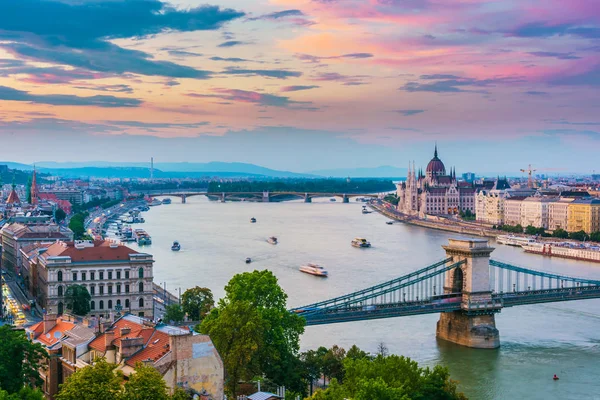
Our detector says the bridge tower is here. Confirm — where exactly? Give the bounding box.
[437,238,500,349]
[221,192,226,203]
[181,194,186,204]
[304,193,312,203]
[342,194,349,203]
[262,191,270,203]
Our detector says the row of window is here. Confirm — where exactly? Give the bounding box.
[57,267,145,282]
[90,298,144,311]
[56,282,145,297]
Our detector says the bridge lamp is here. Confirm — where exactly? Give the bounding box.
[513,283,516,293]
[433,285,436,296]
[403,293,406,302]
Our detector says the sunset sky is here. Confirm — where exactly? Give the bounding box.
[0,0,598,173]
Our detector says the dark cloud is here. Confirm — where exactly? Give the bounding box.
[297,53,374,63]
[210,56,250,63]
[73,84,134,94]
[524,91,549,96]
[249,9,304,20]
[395,109,425,116]
[109,121,210,129]
[420,74,462,80]
[0,63,111,84]
[221,67,302,79]
[548,65,600,86]
[167,50,204,58]
[0,85,141,107]
[528,51,580,60]
[218,41,247,48]
[508,23,600,39]
[401,75,524,93]
[280,85,320,92]
[187,88,310,108]
[545,119,600,126]
[311,72,370,85]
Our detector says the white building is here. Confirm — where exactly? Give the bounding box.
[504,197,526,226]
[548,198,575,231]
[520,197,556,229]
[475,178,511,225]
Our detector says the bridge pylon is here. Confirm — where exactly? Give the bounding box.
[304,193,312,203]
[262,191,270,203]
[342,194,349,203]
[437,239,500,349]
[181,194,186,204]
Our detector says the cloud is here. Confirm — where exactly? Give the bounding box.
[524,91,549,96]
[280,85,320,92]
[73,84,134,94]
[218,41,247,48]
[311,72,370,85]
[221,67,302,79]
[0,62,111,84]
[0,85,141,107]
[108,121,210,129]
[166,50,204,58]
[395,109,425,116]
[508,23,600,39]
[548,65,600,86]
[545,119,600,126]
[209,56,250,63]
[187,88,310,108]
[528,51,580,60]
[296,53,374,63]
[401,75,524,93]
[249,9,305,20]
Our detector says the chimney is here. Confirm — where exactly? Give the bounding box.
[105,330,115,348]
[120,327,131,336]
[120,337,144,358]
[43,314,58,334]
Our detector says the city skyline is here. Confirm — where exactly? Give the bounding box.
[0,0,599,171]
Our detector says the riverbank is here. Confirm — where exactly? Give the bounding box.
[369,201,499,238]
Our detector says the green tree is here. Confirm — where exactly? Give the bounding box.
[163,304,185,324]
[169,388,191,400]
[122,363,170,400]
[55,208,67,223]
[569,230,589,241]
[590,231,600,242]
[181,287,214,321]
[0,325,47,394]
[64,285,91,315]
[552,228,569,239]
[0,386,44,400]
[525,225,537,235]
[56,359,122,400]
[68,213,88,239]
[322,345,346,384]
[26,177,32,204]
[345,345,370,361]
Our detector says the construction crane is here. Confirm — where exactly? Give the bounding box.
[520,164,537,188]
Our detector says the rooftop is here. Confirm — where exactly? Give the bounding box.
[39,240,145,263]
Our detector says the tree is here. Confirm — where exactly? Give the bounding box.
[525,225,537,235]
[68,213,87,240]
[181,287,214,321]
[569,230,589,241]
[552,229,569,239]
[0,325,47,394]
[163,304,185,324]
[590,231,600,243]
[0,386,44,400]
[345,345,369,361]
[56,359,122,400]
[55,208,67,224]
[64,285,91,315]
[26,177,32,204]
[122,363,170,400]
[322,346,346,384]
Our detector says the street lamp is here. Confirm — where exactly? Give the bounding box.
[114,303,123,317]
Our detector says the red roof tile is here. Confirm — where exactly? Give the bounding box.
[125,330,170,367]
[40,240,139,263]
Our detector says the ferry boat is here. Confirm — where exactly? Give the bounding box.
[330,198,336,202]
[171,241,181,251]
[386,221,394,225]
[162,198,172,205]
[134,229,152,245]
[299,263,328,277]
[246,257,252,264]
[267,236,278,245]
[522,242,600,263]
[149,199,162,207]
[351,237,371,248]
[496,235,536,247]
[250,217,257,223]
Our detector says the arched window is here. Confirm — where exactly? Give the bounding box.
[138,267,144,279]
[57,302,63,315]
[138,282,144,293]
[91,301,95,310]
[138,298,144,308]
[108,300,113,309]
[116,299,121,306]
[125,299,130,308]
[57,285,63,297]
[57,271,63,282]
[99,300,104,310]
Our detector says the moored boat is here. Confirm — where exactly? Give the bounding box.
[299,263,328,277]
[171,241,181,251]
[162,198,172,205]
[351,237,371,248]
[496,235,536,247]
[246,257,252,264]
[522,242,600,263]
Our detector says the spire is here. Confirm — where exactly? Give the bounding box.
[434,142,438,159]
[31,165,38,205]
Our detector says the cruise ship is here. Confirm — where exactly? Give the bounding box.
[496,235,536,247]
[299,263,328,277]
[522,242,600,263]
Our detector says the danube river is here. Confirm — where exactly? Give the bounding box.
[128,196,600,400]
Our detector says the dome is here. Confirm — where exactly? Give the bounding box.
[426,145,446,176]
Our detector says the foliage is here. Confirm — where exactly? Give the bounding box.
[181,287,214,321]
[68,212,88,239]
[458,210,475,221]
[163,304,185,323]
[498,224,523,233]
[525,225,546,236]
[123,363,170,400]
[383,194,399,206]
[169,388,191,400]
[199,270,305,396]
[0,386,44,400]
[64,285,91,315]
[72,198,120,214]
[591,231,600,243]
[309,353,467,400]
[0,325,48,394]
[26,177,32,204]
[55,208,67,223]
[207,179,395,195]
[569,230,589,241]
[56,359,122,400]
[552,228,569,239]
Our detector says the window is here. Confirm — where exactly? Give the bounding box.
[139,298,144,308]
[99,300,104,310]
[90,272,95,281]
[138,312,144,317]
[57,271,63,282]
[108,271,112,280]
[125,284,130,293]
[72,272,77,281]
[116,271,121,280]
[125,299,130,308]
[116,299,121,306]
[81,272,86,281]
[99,286,104,295]
[108,300,113,309]
[138,282,144,293]
[116,284,121,294]
[90,286,95,295]
[125,271,129,279]
[91,301,95,310]
[57,285,63,297]
[138,268,144,279]
[99,272,104,280]
[108,285,113,294]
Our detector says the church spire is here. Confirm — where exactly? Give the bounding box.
[434,142,438,159]
[31,165,38,205]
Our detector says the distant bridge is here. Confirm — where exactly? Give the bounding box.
[291,239,600,349]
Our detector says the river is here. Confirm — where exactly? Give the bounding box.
[124,196,600,400]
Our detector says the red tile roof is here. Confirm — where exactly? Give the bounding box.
[29,318,76,347]
[40,240,139,263]
[125,330,170,367]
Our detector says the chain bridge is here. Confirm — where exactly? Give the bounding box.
[291,238,600,349]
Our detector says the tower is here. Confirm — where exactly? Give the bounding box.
[31,166,38,205]
[150,157,154,180]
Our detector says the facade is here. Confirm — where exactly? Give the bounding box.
[548,198,575,231]
[475,178,511,226]
[504,197,526,226]
[39,189,84,205]
[396,146,476,216]
[520,197,555,229]
[0,222,73,274]
[36,240,154,318]
[568,199,600,233]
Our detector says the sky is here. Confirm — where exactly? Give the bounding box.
[0,0,599,174]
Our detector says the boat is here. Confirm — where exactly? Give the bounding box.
[246,257,252,264]
[162,198,172,205]
[362,209,372,214]
[351,237,371,248]
[267,236,278,245]
[149,199,162,207]
[521,242,600,263]
[299,263,328,277]
[171,241,181,251]
[496,235,536,247]
[134,229,152,245]
[250,217,257,223]
[330,198,336,202]
[386,221,393,225]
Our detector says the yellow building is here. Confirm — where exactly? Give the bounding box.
[568,198,600,233]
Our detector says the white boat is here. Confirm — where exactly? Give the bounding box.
[267,236,278,245]
[162,198,172,205]
[496,235,536,247]
[299,263,328,277]
[522,242,600,263]
[149,199,162,207]
[171,241,181,251]
[351,237,371,248]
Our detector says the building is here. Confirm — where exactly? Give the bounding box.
[475,178,511,226]
[548,198,575,231]
[396,146,476,216]
[568,198,600,233]
[462,172,476,183]
[39,189,84,205]
[520,197,555,229]
[504,197,527,226]
[36,240,154,318]
[31,168,39,205]
[0,222,73,274]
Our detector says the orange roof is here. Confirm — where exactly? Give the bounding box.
[89,317,152,352]
[125,330,170,367]
[40,240,139,263]
[29,318,76,347]
[6,189,20,204]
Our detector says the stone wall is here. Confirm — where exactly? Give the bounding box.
[437,311,499,349]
